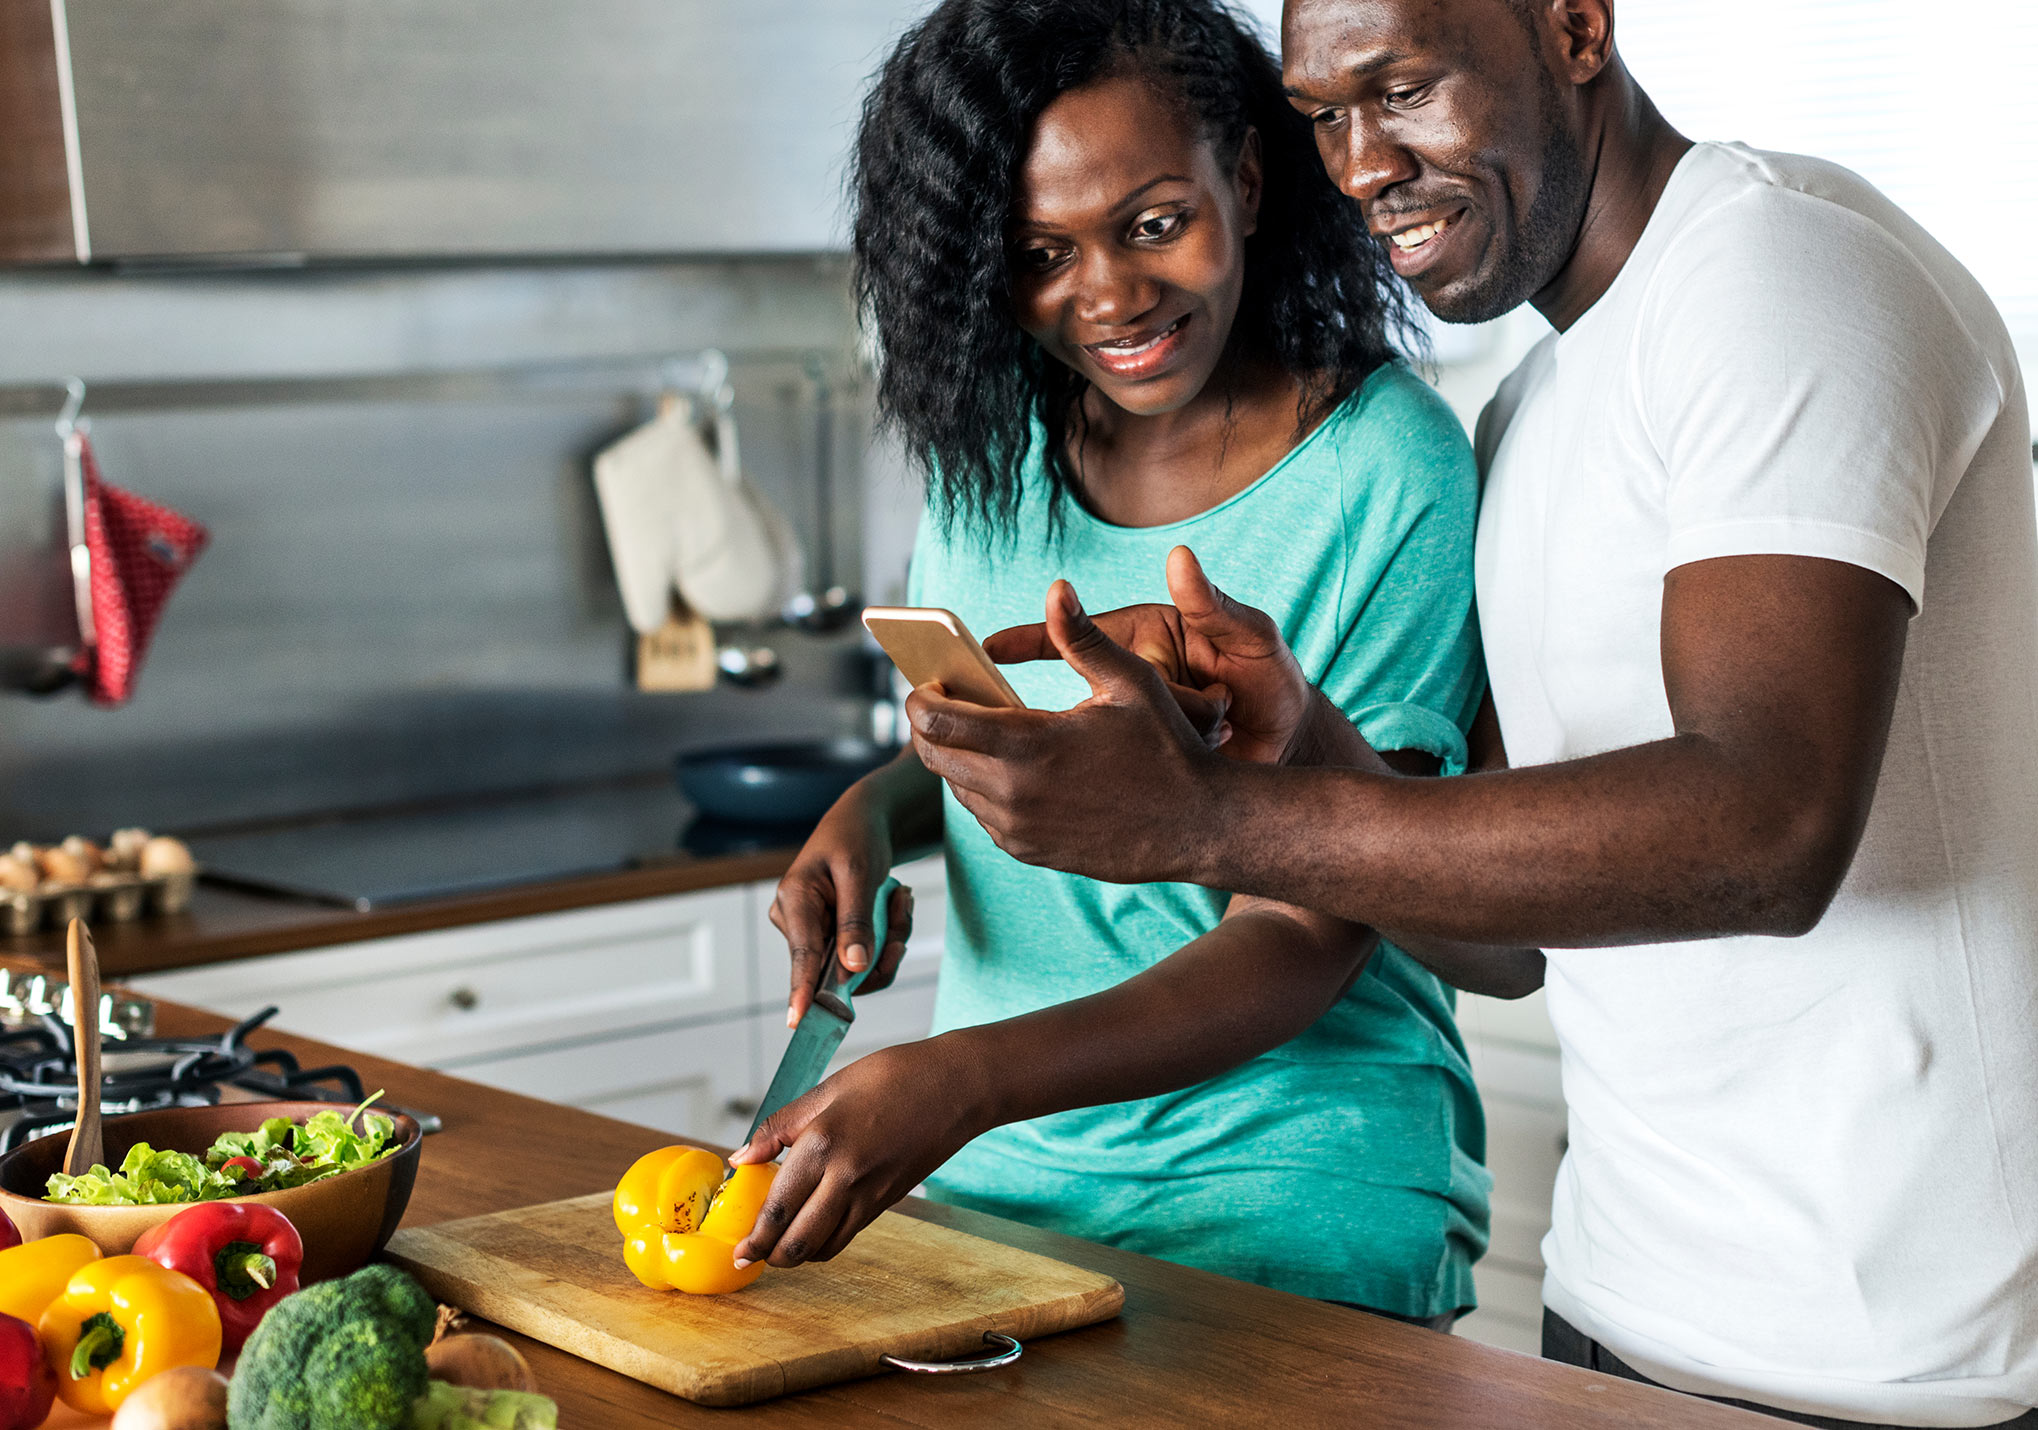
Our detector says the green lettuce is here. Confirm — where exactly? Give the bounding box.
[45,1092,400,1205]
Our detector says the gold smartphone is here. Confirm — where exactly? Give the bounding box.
[861,606,1027,709]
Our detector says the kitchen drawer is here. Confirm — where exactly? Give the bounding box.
[1459,1259,1546,1356]
[446,1016,755,1148]
[133,887,751,1066]
[746,852,948,1020]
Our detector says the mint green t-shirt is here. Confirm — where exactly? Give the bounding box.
[906,362,1491,1315]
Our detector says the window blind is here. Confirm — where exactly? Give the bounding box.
[1615,0,2038,368]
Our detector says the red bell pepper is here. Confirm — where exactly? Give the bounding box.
[0,1208,17,1251]
[132,1202,303,1352]
[0,1311,55,1430]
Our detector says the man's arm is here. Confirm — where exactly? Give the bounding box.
[912,554,1909,949]
[729,897,1376,1267]
[1361,696,1546,996]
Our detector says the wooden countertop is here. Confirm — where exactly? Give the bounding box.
[94,998,1767,1428]
[0,847,797,979]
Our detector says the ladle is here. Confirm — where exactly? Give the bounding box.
[783,357,860,633]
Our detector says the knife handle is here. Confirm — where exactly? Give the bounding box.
[829,874,900,1003]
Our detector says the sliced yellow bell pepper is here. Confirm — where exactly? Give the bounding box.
[37,1254,221,1415]
[0,1233,101,1325]
[613,1146,777,1295]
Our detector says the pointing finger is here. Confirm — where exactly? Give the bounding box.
[1044,581,1164,704]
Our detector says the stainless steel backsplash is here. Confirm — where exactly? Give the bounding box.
[0,258,902,839]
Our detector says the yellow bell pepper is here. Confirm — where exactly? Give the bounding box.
[0,1233,101,1325]
[613,1145,778,1295]
[37,1254,221,1415]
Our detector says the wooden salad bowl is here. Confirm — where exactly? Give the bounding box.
[0,1100,423,1283]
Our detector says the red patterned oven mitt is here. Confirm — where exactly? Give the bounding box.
[70,431,209,706]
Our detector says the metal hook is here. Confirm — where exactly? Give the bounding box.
[55,377,85,437]
[696,348,734,415]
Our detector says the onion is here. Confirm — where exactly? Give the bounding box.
[110,1366,230,1430]
[426,1331,538,1394]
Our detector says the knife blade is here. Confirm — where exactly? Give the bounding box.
[743,875,898,1147]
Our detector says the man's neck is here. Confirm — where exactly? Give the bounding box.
[1532,66,1693,333]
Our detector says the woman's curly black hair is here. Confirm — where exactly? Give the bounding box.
[853,0,1419,538]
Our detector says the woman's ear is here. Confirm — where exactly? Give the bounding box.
[1235,127,1264,238]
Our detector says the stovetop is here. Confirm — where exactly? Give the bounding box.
[185,781,706,910]
[0,994,442,1153]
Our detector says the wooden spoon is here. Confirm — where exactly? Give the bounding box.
[63,917,105,1176]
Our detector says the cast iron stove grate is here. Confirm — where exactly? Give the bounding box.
[0,1006,440,1154]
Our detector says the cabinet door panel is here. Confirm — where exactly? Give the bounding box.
[746,852,948,1030]
[133,888,750,1065]
[448,1018,754,1148]
[744,975,942,1120]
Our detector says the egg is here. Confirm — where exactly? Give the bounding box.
[0,855,37,893]
[38,846,92,884]
[140,836,196,877]
[108,827,151,871]
[59,835,105,872]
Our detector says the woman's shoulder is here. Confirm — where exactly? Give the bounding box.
[1317,363,1473,465]
[1300,362,1478,516]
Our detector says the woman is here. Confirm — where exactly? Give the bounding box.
[731,0,1491,1324]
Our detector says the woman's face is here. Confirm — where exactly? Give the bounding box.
[1008,74,1261,418]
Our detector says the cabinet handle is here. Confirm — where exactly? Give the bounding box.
[721,1097,760,1120]
[448,987,480,1012]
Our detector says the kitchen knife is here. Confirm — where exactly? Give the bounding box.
[743,875,898,1147]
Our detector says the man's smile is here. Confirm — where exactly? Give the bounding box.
[1374,206,1471,279]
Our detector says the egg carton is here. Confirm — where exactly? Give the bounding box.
[2,869,198,937]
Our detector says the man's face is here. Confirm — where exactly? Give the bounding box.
[1282,0,1589,324]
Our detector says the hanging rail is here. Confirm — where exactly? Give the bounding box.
[0,347,859,421]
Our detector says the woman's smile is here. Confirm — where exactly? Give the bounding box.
[1082,313,1194,381]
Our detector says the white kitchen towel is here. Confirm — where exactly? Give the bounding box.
[592,401,799,628]
[592,408,684,634]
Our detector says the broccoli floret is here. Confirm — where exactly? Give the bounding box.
[409,1380,559,1429]
[228,1263,438,1430]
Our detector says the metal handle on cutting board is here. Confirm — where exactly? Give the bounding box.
[880,1331,1023,1375]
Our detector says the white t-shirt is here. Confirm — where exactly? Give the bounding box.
[1475,142,2038,1427]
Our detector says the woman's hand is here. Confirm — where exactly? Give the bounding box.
[769,786,919,1028]
[727,1038,990,1268]
[983,546,1312,764]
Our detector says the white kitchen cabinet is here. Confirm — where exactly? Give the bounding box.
[445,1017,756,1149]
[132,859,956,1150]
[1453,988,1565,1356]
[130,887,753,1071]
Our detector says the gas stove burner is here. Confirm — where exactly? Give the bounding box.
[0,1005,438,1154]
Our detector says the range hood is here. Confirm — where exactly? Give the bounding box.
[0,0,919,265]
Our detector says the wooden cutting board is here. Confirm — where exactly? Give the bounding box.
[383,1193,1125,1406]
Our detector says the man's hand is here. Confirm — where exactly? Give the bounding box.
[908,579,1225,883]
[728,1039,988,1268]
[983,546,1312,764]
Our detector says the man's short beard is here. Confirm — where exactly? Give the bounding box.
[1426,102,1590,325]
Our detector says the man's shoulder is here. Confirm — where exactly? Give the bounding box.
[1650,144,2007,347]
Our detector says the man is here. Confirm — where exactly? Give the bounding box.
[887,0,2038,1425]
